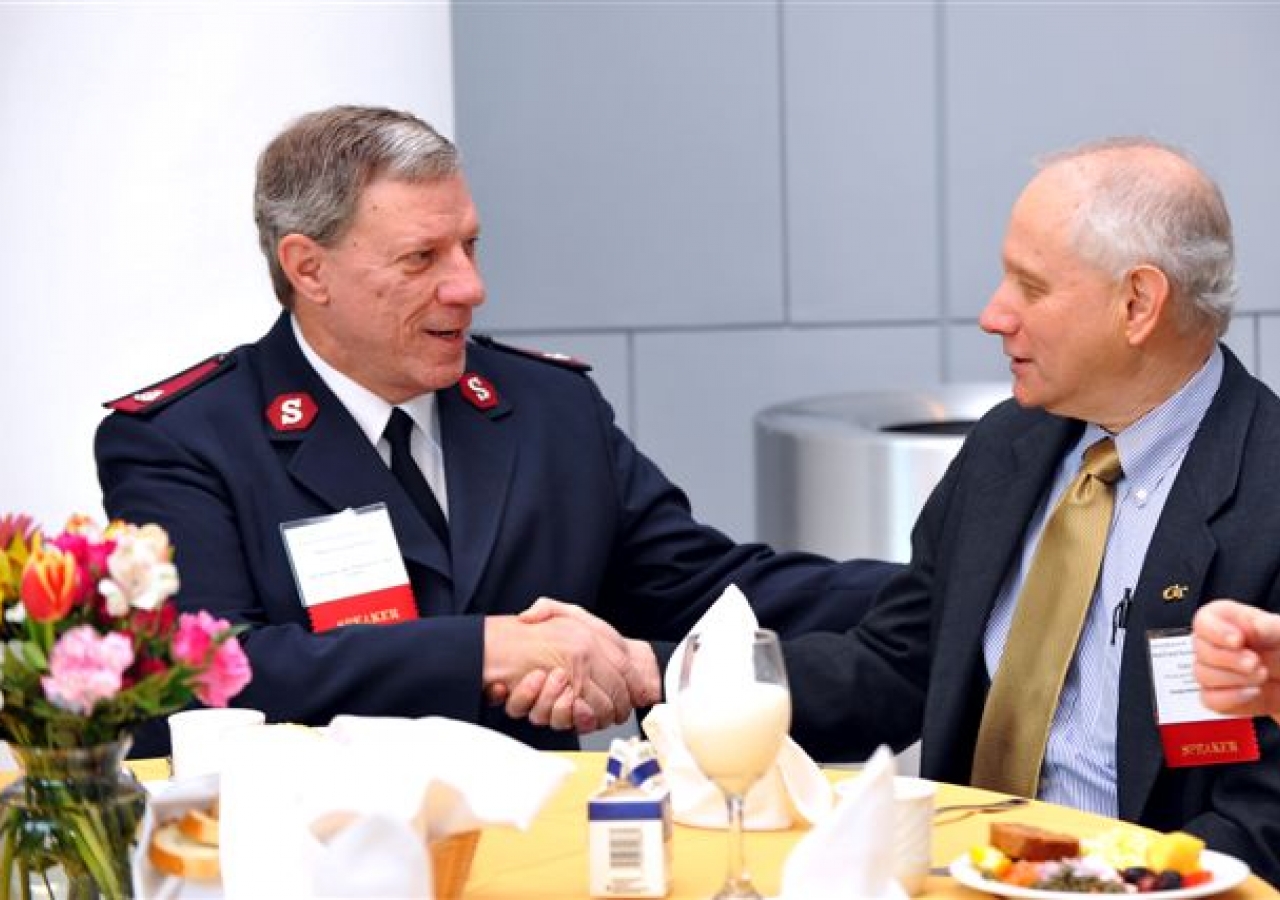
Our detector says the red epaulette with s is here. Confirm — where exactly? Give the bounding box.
[470,334,592,373]
[103,353,235,415]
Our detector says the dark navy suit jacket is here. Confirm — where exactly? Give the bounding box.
[96,313,896,753]
[783,346,1280,884]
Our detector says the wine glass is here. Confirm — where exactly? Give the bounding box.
[677,628,791,900]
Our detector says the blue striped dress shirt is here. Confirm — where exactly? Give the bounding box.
[981,346,1224,816]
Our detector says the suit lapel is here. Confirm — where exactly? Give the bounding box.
[943,416,1081,658]
[1116,347,1255,821]
[256,314,451,581]
[438,355,518,613]
[927,412,1082,775]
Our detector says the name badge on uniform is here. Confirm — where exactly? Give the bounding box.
[280,504,417,632]
[1147,628,1259,768]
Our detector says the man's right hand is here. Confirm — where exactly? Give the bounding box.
[483,602,654,731]
[1193,598,1280,723]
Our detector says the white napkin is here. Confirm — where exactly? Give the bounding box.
[778,746,908,900]
[213,716,573,900]
[641,584,833,830]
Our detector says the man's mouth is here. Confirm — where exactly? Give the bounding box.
[426,329,464,340]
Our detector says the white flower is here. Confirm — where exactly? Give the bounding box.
[98,524,180,615]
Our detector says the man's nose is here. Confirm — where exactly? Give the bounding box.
[438,253,486,307]
[979,285,1017,335]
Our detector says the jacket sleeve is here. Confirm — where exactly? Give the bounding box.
[778,431,974,763]
[580,377,901,648]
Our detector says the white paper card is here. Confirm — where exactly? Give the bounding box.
[1149,631,1233,725]
[281,504,410,608]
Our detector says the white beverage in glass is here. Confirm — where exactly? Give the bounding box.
[677,628,791,900]
[678,681,791,796]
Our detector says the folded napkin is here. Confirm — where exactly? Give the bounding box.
[213,716,573,900]
[641,584,832,831]
[778,746,908,900]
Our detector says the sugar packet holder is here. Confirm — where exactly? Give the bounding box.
[588,737,672,898]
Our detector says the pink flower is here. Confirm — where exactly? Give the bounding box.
[173,611,251,707]
[172,610,223,666]
[194,639,251,707]
[41,625,135,715]
[53,519,115,591]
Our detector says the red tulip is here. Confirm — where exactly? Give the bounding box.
[20,546,82,622]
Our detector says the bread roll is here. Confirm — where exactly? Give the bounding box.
[178,806,220,846]
[989,822,1080,861]
[149,822,220,880]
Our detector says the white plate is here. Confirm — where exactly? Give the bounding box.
[948,849,1250,899]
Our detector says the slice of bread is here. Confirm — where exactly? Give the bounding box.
[178,806,220,846]
[149,821,220,880]
[990,822,1080,861]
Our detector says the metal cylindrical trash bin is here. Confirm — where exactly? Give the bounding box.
[755,385,1009,563]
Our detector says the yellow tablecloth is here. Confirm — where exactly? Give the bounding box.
[456,752,1277,900]
[110,751,1277,898]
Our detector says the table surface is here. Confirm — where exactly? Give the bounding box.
[443,752,1278,900]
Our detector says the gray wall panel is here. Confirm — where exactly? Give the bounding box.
[1222,316,1258,377]
[1259,316,1280,392]
[946,3,1280,319]
[783,2,939,323]
[634,325,941,541]
[947,320,1005,383]
[455,2,785,331]
[454,2,1279,544]
[488,331,632,434]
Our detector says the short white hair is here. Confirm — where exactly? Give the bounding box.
[1039,137,1236,337]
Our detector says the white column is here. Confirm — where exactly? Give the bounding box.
[0,3,454,527]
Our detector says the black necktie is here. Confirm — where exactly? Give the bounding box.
[383,407,449,547]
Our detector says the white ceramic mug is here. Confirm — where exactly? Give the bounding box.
[834,773,936,896]
[891,775,936,896]
[168,707,266,779]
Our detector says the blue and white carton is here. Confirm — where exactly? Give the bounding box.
[588,738,672,898]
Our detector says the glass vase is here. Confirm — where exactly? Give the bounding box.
[0,739,146,900]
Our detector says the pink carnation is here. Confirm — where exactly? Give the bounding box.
[194,638,252,707]
[41,625,135,715]
[173,611,251,707]
[172,610,224,666]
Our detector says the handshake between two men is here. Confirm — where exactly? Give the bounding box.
[483,599,664,734]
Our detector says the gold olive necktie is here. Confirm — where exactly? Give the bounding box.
[970,437,1123,797]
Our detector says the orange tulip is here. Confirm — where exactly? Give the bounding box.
[20,546,82,622]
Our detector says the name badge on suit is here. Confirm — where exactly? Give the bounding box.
[280,503,417,632]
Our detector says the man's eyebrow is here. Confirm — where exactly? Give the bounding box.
[1004,258,1049,289]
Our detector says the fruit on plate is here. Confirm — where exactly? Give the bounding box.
[1146,832,1206,876]
[969,823,1211,893]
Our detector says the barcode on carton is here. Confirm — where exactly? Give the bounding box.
[588,796,672,897]
[609,826,643,869]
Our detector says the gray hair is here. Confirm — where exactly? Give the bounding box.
[254,105,460,306]
[1039,137,1236,337]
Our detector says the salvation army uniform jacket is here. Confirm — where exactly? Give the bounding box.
[96,312,898,754]
[781,346,1280,885]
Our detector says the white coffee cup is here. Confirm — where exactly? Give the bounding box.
[891,775,936,896]
[834,774,936,896]
[168,707,266,779]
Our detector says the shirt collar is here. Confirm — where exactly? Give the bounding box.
[1078,345,1223,494]
[290,315,441,451]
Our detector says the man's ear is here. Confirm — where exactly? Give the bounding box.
[1123,264,1170,346]
[277,234,329,306]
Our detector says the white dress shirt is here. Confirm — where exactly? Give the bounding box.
[291,316,449,517]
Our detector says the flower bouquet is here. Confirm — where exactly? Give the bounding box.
[0,513,251,900]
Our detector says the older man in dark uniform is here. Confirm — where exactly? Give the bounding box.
[95,105,895,754]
